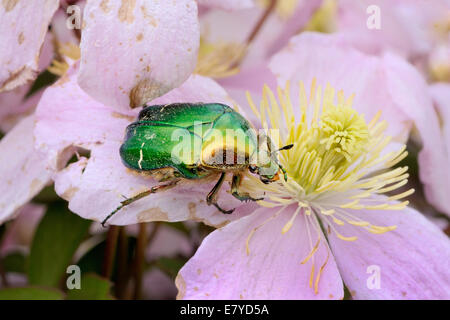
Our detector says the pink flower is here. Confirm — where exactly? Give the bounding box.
[425,83,450,216]
[319,1,450,217]
[175,33,450,300]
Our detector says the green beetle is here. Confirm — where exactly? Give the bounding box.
[101,103,292,226]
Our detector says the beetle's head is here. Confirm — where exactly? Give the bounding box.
[250,134,293,184]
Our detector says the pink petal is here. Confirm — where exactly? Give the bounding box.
[177,206,343,299]
[0,0,58,92]
[197,0,254,11]
[146,224,193,260]
[51,8,81,45]
[327,199,450,299]
[0,203,45,254]
[35,69,131,169]
[0,115,51,224]
[269,32,419,140]
[266,0,323,57]
[218,63,277,127]
[36,70,254,226]
[0,32,54,132]
[78,0,200,110]
[336,0,450,58]
[381,54,450,217]
[0,84,34,132]
[425,83,450,216]
[199,1,320,67]
[143,268,178,299]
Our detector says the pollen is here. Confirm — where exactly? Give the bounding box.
[48,42,81,76]
[241,80,414,294]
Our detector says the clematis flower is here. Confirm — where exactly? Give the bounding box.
[175,33,450,300]
[314,1,450,217]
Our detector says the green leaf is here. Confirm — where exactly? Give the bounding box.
[163,221,191,235]
[154,257,187,279]
[2,251,26,273]
[0,287,64,300]
[25,70,58,98]
[28,202,91,287]
[66,273,113,300]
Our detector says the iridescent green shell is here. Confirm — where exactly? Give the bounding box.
[119,103,258,179]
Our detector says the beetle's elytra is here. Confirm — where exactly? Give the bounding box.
[101,103,293,226]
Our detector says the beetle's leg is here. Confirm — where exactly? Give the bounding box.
[206,172,234,214]
[101,179,180,227]
[278,164,288,182]
[231,173,264,202]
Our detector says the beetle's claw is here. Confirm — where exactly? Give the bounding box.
[213,203,234,214]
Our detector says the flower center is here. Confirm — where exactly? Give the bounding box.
[241,80,414,294]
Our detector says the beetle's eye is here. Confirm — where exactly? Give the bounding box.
[249,165,257,173]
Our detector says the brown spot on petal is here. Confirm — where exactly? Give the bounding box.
[129,78,166,108]
[118,0,136,24]
[140,5,157,27]
[111,111,135,122]
[0,66,36,92]
[18,32,24,45]
[2,0,19,12]
[188,202,196,218]
[196,269,201,275]
[137,207,169,222]
[175,274,186,300]
[136,33,143,42]
[100,0,110,13]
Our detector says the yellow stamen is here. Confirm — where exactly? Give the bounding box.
[194,39,246,78]
[48,42,80,76]
[240,80,414,295]
[281,206,301,234]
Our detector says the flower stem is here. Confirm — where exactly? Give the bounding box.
[102,225,120,279]
[231,0,277,69]
[133,223,148,300]
[245,0,277,46]
[0,259,8,287]
[115,227,129,299]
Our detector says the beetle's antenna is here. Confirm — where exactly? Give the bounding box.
[271,144,293,182]
[271,143,294,156]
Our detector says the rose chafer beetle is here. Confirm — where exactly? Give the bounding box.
[101,103,293,226]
